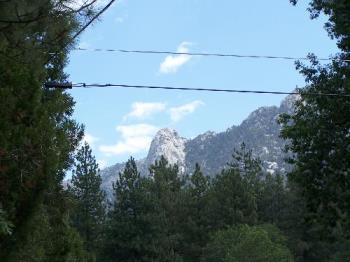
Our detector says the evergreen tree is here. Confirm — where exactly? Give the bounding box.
[69,142,106,259]
[182,163,211,260]
[206,166,257,231]
[258,173,287,225]
[229,143,263,177]
[280,2,350,256]
[104,157,154,261]
[229,143,264,204]
[147,156,186,261]
[0,1,109,259]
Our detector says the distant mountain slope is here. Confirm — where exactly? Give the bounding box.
[100,95,297,196]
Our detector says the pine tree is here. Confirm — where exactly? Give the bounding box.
[104,157,154,261]
[206,164,257,232]
[258,173,287,225]
[204,145,259,232]
[182,163,211,260]
[0,1,83,259]
[69,142,106,259]
[147,156,186,261]
[229,143,263,195]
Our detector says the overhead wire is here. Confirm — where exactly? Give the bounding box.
[45,0,116,65]
[45,4,350,97]
[72,47,350,62]
[70,0,117,43]
[60,82,350,97]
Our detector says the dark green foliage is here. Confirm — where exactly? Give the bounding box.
[229,143,263,207]
[207,166,257,230]
[4,1,349,260]
[279,1,350,260]
[330,240,350,262]
[0,208,13,236]
[102,153,260,261]
[181,163,211,260]
[205,144,260,231]
[69,142,106,259]
[258,173,287,225]
[280,56,350,242]
[14,200,87,262]
[0,1,104,260]
[146,156,187,261]
[274,181,308,261]
[103,157,155,261]
[229,143,263,176]
[204,224,294,262]
[102,148,299,261]
[282,0,350,250]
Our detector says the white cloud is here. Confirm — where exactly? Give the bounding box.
[159,42,192,74]
[169,100,204,122]
[82,133,99,148]
[124,102,166,120]
[116,124,158,138]
[99,124,158,156]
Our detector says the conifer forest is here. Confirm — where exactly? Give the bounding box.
[1,0,350,261]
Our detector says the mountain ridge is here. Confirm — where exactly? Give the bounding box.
[100,94,297,196]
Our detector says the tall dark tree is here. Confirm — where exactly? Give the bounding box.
[258,173,287,225]
[279,0,350,260]
[182,163,211,260]
[204,144,261,231]
[69,142,106,259]
[104,157,154,261]
[282,0,350,234]
[229,143,264,199]
[0,0,110,259]
[207,166,257,231]
[146,156,186,261]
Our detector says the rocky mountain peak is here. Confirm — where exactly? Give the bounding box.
[154,128,179,139]
[100,94,295,197]
[280,93,299,114]
[145,128,187,172]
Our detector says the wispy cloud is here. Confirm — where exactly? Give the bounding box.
[169,100,204,122]
[99,124,158,156]
[82,133,100,148]
[159,42,192,74]
[123,102,166,120]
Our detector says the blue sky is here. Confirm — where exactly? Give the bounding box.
[66,0,338,169]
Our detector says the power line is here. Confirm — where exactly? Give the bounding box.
[46,0,116,65]
[70,0,117,43]
[44,82,350,97]
[73,47,350,62]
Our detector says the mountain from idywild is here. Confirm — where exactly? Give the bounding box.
[100,94,297,197]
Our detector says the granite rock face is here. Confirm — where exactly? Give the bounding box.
[100,95,297,197]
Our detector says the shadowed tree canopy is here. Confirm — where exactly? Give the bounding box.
[0,0,112,260]
[279,0,350,259]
